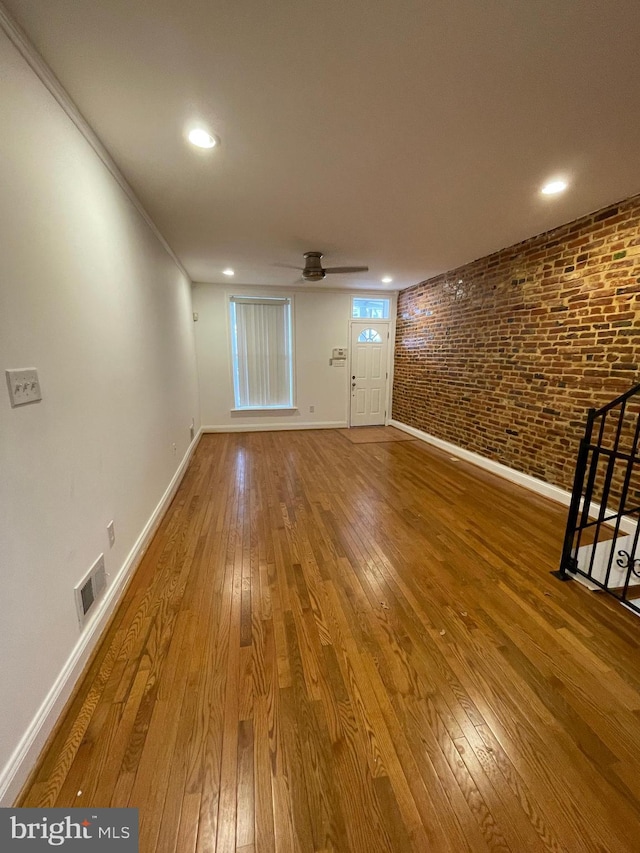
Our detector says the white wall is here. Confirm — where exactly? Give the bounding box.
[193,283,397,430]
[0,29,200,802]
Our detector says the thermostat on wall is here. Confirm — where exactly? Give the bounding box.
[332,347,347,359]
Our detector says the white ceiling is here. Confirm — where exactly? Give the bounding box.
[5,0,640,291]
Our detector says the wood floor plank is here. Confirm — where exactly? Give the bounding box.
[252,697,275,853]
[175,792,201,853]
[17,430,640,852]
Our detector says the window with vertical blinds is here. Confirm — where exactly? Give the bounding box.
[229,296,294,409]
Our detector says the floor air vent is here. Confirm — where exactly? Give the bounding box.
[74,554,107,629]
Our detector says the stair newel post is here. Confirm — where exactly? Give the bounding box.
[555,408,596,580]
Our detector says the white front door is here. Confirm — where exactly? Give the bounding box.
[350,322,389,426]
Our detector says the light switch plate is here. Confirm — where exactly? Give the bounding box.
[6,368,42,407]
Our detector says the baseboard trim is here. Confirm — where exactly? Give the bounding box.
[389,419,573,505]
[0,428,203,806]
[203,421,347,433]
[389,419,637,536]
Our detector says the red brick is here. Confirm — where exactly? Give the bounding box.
[393,193,640,495]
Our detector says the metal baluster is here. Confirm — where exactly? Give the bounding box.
[555,409,595,580]
[620,512,640,603]
[579,410,607,530]
[598,402,627,587]
[612,408,640,599]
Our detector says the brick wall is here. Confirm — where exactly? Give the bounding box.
[393,194,640,494]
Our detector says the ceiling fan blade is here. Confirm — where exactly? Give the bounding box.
[273,263,305,270]
[323,266,369,274]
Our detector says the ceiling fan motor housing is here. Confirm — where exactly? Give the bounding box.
[302,251,325,281]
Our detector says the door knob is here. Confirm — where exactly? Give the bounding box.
[352,382,356,388]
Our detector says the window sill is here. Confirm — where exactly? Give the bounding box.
[231,406,299,413]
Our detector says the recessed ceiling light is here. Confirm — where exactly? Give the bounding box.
[188,128,219,149]
[381,276,393,283]
[541,179,568,196]
[222,268,234,276]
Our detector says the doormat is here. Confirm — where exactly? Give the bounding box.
[335,426,416,444]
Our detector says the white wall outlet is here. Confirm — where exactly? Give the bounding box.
[5,368,42,407]
[172,442,177,455]
[107,520,115,547]
[309,405,315,413]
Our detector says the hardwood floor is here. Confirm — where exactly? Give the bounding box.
[19,430,640,852]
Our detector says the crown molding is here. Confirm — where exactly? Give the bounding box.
[0,2,191,282]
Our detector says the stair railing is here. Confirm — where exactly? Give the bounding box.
[554,381,640,616]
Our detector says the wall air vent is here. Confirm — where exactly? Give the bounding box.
[74,554,107,629]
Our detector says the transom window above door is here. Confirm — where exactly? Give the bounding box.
[352,297,390,319]
[357,328,382,343]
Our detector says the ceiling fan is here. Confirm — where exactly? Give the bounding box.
[288,251,369,282]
